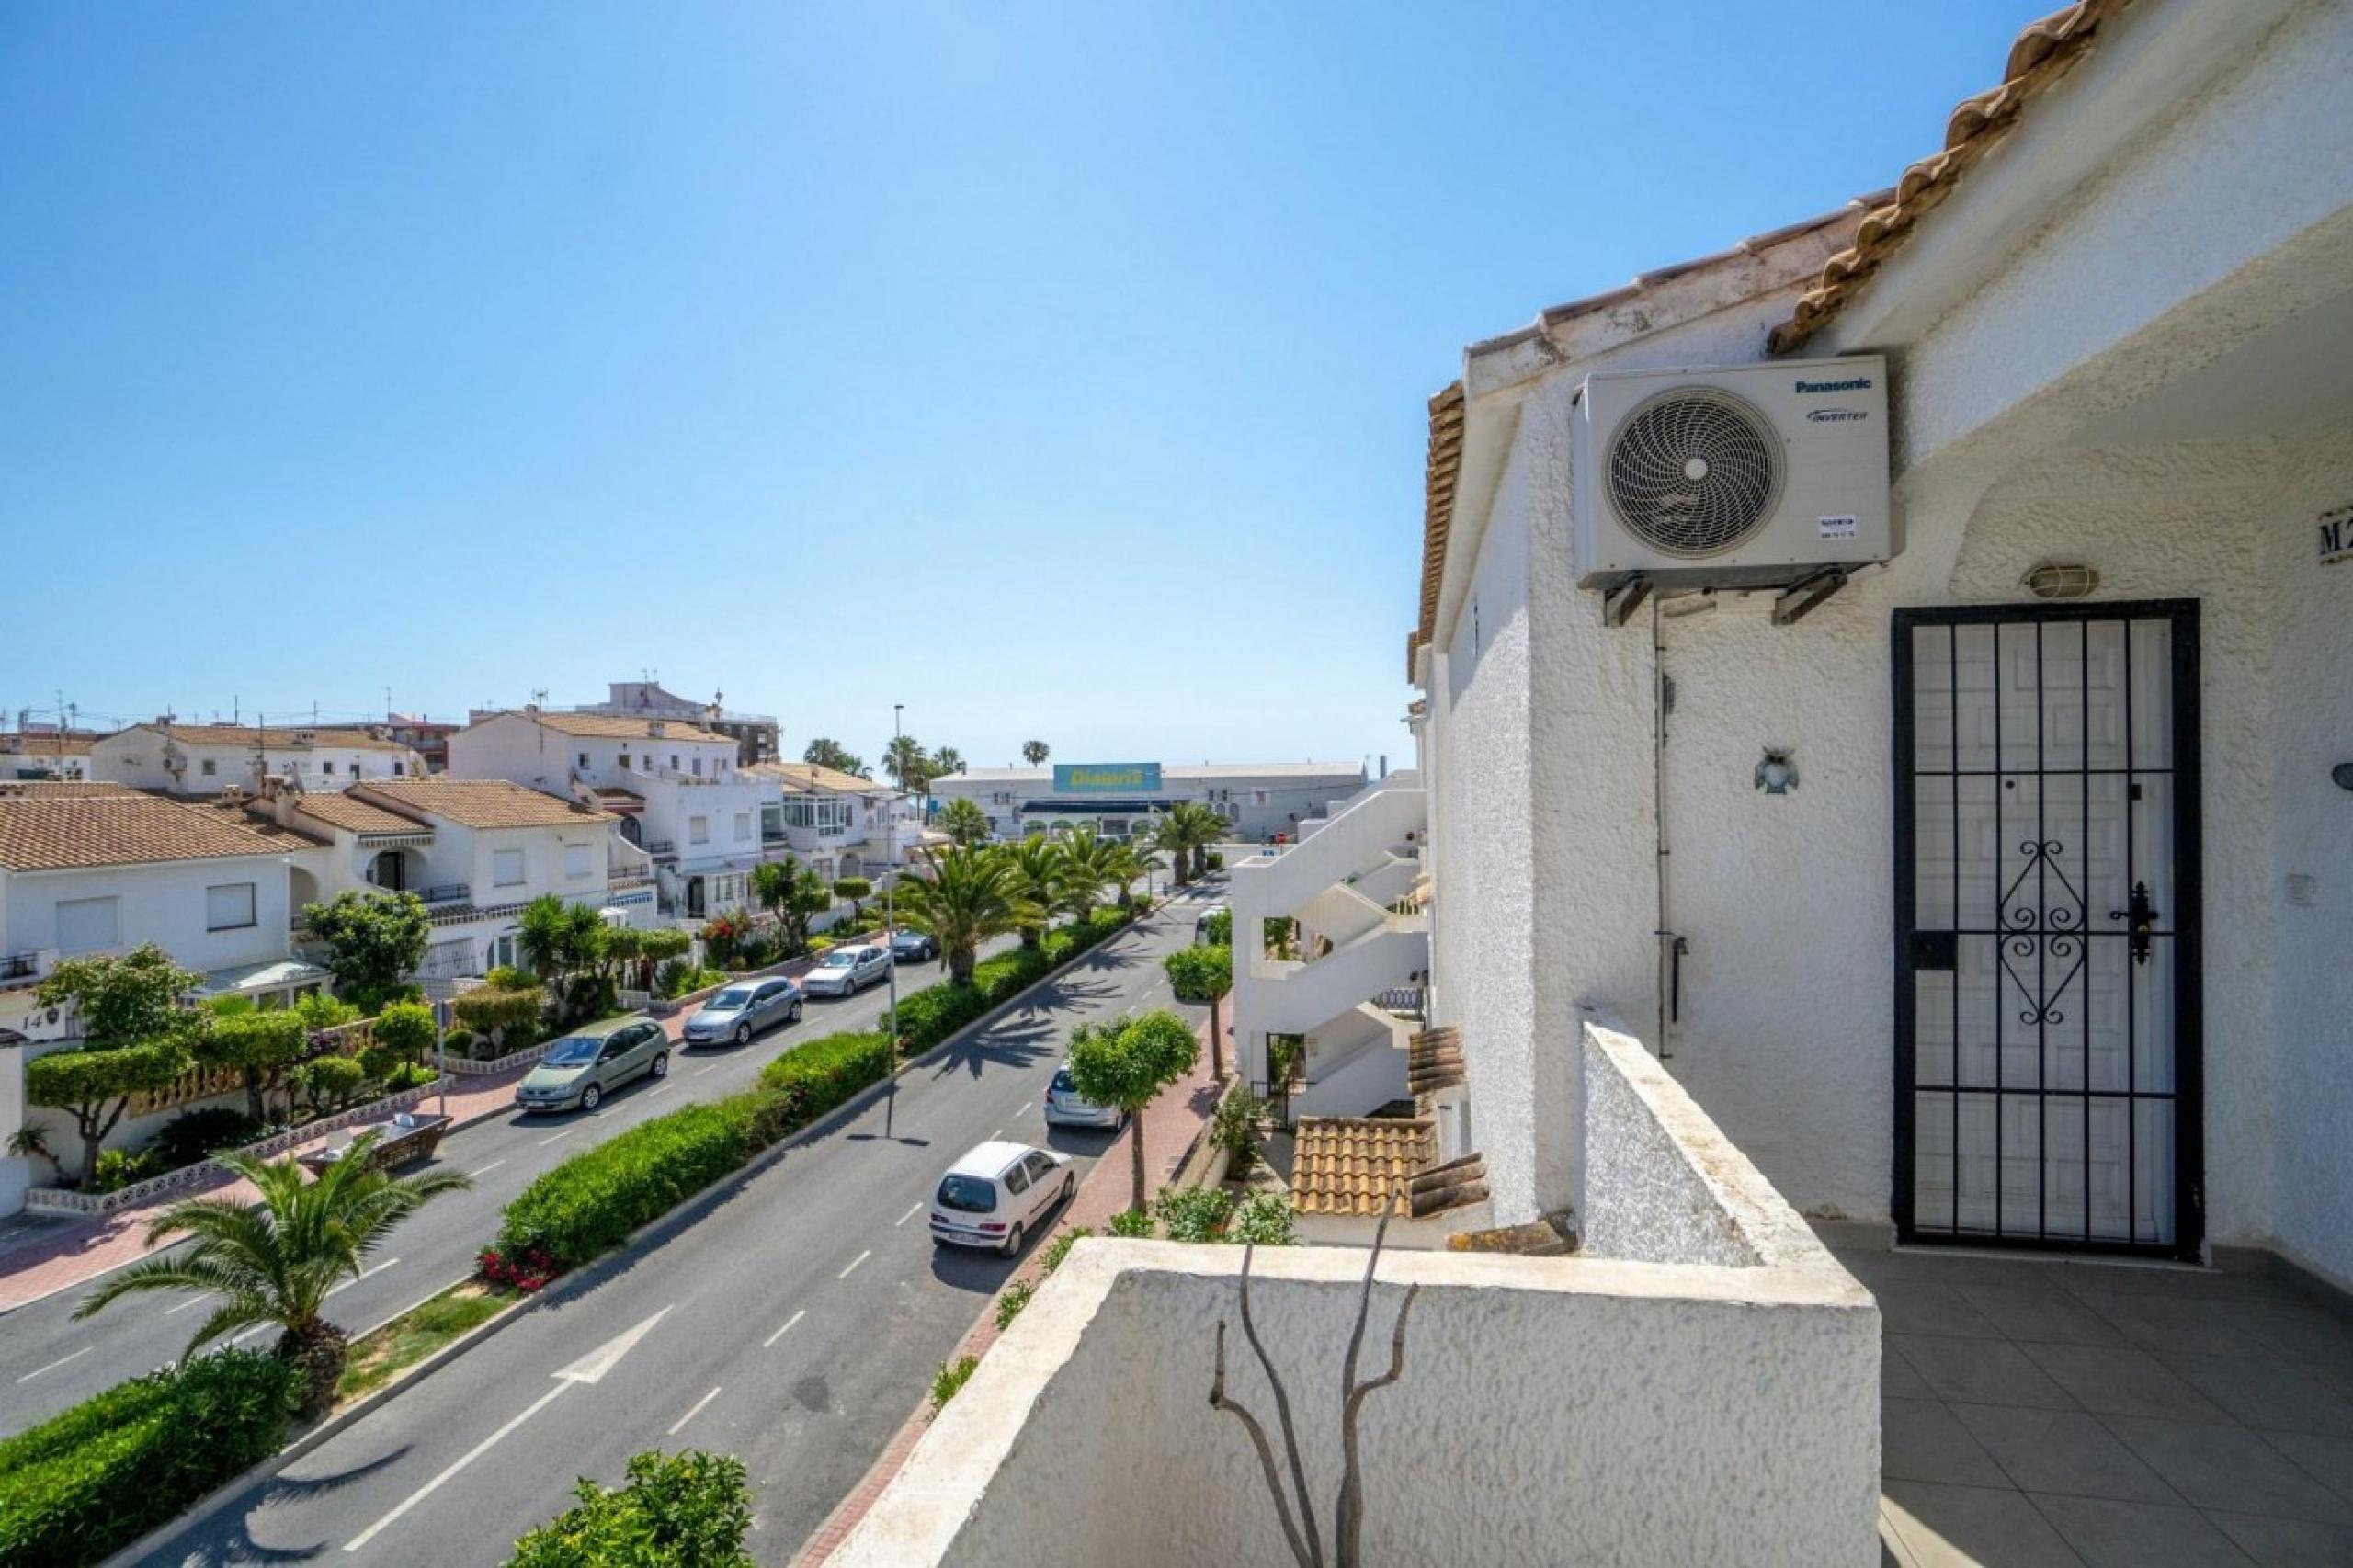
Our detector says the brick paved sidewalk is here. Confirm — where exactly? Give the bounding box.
[794,1013,1232,1566]
[0,1062,535,1313]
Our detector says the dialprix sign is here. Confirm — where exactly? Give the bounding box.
[1053,763,1163,794]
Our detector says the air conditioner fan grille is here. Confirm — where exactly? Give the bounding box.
[1604,387,1783,558]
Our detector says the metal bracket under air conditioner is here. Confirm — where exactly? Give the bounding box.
[1771,567,1849,626]
[1602,574,1652,628]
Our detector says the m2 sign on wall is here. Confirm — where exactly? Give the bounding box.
[1054,763,1162,794]
[2320,503,2353,566]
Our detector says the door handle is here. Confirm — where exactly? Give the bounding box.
[2108,881,2159,966]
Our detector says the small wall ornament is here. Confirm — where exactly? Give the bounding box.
[1754,748,1799,795]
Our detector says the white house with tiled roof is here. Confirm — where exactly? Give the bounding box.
[447,709,764,920]
[742,760,926,883]
[91,722,425,797]
[0,732,97,781]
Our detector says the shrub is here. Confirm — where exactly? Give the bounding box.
[1227,1191,1299,1247]
[477,1244,561,1294]
[292,1054,369,1119]
[452,984,541,1047]
[1154,1184,1234,1243]
[970,948,1051,1004]
[153,1106,264,1169]
[994,1279,1034,1330]
[756,1030,892,1132]
[1210,1086,1263,1178]
[889,983,985,1051]
[442,1028,476,1056]
[1204,851,1224,871]
[485,965,538,991]
[0,1349,297,1566]
[1108,1208,1154,1239]
[1199,908,1233,946]
[497,1101,756,1270]
[293,990,362,1032]
[89,1146,160,1194]
[370,1001,438,1067]
[1038,1226,1090,1277]
[929,1355,978,1415]
[382,1062,437,1093]
[506,1449,755,1568]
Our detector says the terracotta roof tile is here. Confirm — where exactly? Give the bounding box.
[352,778,614,831]
[1407,381,1466,677]
[1768,1,2130,354]
[0,781,143,800]
[481,710,730,744]
[1290,1117,1434,1218]
[134,722,413,752]
[746,761,882,794]
[290,792,433,835]
[0,795,298,871]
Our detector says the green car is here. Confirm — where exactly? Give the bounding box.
[515,1015,669,1113]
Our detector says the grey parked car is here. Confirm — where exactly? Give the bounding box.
[515,1015,668,1113]
[804,944,892,998]
[684,977,803,1047]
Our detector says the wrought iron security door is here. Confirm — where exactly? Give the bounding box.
[1893,602,2202,1258]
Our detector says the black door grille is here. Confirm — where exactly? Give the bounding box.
[1892,602,2202,1259]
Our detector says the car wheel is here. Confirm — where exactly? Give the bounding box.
[651,1051,669,1079]
[580,1083,602,1112]
[1061,1176,1075,1207]
[789,1001,802,1023]
[735,1023,752,1047]
[1001,1221,1024,1257]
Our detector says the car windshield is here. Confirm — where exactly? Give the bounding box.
[1051,1067,1076,1094]
[937,1174,997,1214]
[818,952,857,968]
[542,1035,601,1067]
[709,988,753,1009]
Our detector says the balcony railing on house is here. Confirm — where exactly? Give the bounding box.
[638,839,676,857]
[416,882,470,905]
[1374,984,1426,1019]
[0,951,42,983]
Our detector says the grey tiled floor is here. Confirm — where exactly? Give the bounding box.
[1837,1245,2353,1567]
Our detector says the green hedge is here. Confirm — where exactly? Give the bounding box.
[498,1031,894,1270]
[507,1449,754,1567]
[0,1350,296,1566]
[891,910,1132,1052]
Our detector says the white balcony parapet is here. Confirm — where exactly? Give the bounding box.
[830,1011,1879,1568]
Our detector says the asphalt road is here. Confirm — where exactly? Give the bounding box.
[132,889,1209,1566]
[0,932,1029,1434]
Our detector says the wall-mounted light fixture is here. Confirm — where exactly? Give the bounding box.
[2021,562,2100,599]
[1754,748,1798,795]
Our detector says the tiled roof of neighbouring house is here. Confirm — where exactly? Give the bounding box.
[1768,1,2131,355]
[0,794,299,870]
[1291,1117,1435,1218]
[352,779,615,831]
[290,791,437,836]
[131,722,414,752]
[747,761,883,794]
[0,781,143,800]
[479,710,730,744]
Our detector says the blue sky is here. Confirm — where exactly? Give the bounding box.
[2,3,2046,772]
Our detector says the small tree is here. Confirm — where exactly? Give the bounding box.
[750,858,830,953]
[1001,835,1067,950]
[29,947,204,1182]
[196,1003,311,1122]
[1069,1009,1202,1211]
[1164,943,1233,1080]
[370,1000,438,1072]
[507,1449,756,1568]
[1021,739,1050,767]
[831,877,873,923]
[301,891,430,1012]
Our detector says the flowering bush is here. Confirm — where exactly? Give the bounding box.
[476,1244,560,1293]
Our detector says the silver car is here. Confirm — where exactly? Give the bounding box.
[804,944,892,998]
[1041,1060,1120,1129]
[684,977,803,1047]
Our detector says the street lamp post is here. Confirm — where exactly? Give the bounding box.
[884,703,904,1044]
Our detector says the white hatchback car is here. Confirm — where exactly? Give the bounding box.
[929,1141,1075,1255]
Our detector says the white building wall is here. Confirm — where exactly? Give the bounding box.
[1,857,292,979]
[90,730,422,795]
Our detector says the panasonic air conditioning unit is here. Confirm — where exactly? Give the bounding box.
[1573,355,1891,590]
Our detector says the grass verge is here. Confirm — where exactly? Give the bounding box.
[335,1280,518,1404]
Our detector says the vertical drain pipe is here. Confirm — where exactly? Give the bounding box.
[1653,596,1674,1060]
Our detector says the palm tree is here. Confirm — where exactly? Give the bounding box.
[1001,835,1067,949]
[1057,826,1121,917]
[803,737,867,776]
[1021,740,1050,767]
[931,745,965,777]
[1105,840,1155,912]
[75,1132,469,1415]
[1168,801,1227,882]
[882,734,929,794]
[1152,811,1198,888]
[892,846,1040,983]
[938,796,992,847]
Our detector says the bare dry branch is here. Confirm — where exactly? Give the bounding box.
[1236,1240,1326,1566]
[1211,1319,1316,1568]
[1334,1186,1412,1567]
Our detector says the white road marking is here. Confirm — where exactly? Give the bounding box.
[646,1084,672,1098]
[894,1201,923,1227]
[538,1128,575,1147]
[344,1384,571,1552]
[328,1256,401,1296]
[1015,1102,1032,1118]
[164,1295,206,1315]
[837,1249,871,1280]
[991,1128,1004,1140]
[15,1346,90,1383]
[667,1385,723,1437]
[468,1160,507,1178]
[762,1309,806,1348]
[695,1064,720,1076]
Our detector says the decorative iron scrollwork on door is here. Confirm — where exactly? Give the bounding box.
[1999,837,2087,1026]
